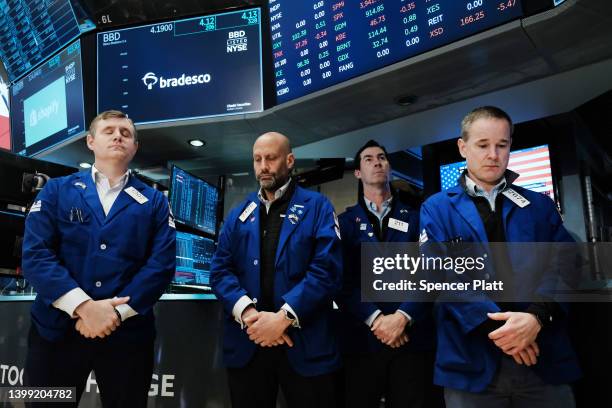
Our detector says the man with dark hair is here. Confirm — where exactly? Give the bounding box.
[22,110,176,407]
[420,106,581,407]
[211,132,342,408]
[337,140,441,408]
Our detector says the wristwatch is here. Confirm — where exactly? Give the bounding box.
[282,309,299,328]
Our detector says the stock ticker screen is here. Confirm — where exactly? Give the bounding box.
[174,231,216,288]
[169,166,219,237]
[0,0,95,82]
[10,40,85,157]
[97,8,263,125]
[270,0,523,104]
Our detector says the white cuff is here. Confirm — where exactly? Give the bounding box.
[396,309,413,325]
[281,303,300,329]
[52,288,91,318]
[232,295,254,329]
[365,309,382,327]
[115,303,138,321]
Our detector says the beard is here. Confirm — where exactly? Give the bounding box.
[257,171,289,192]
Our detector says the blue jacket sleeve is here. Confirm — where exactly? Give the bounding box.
[210,211,249,317]
[22,179,82,306]
[282,198,343,323]
[336,214,378,322]
[398,209,431,323]
[420,200,499,334]
[117,192,176,315]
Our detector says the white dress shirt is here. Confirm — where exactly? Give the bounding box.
[52,166,138,321]
[464,175,508,211]
[361,194,412,327]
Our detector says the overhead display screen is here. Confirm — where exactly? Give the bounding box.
[97,8,263,125]
[440,145,555,201]
[0,0,95,82]
[10,40,85,157]
[0,62,9,150]
[270,0,523,104]
[169,166,220,237]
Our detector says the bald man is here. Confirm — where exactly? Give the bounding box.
[211,132,343,408]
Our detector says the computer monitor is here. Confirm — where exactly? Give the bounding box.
[10,40,86,157]
[97,7,263,124]
[439,144,555,202]
[169,165,220,237]
[173,231,216,291]
[0,0,95,82]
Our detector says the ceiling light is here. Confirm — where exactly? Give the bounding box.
[189,139,205,147]
[79,162,92,169]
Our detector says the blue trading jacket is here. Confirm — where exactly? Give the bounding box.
[210,185,343,377]
[420,183,581,392]
[22,170,176,342]
[337,199,436,354]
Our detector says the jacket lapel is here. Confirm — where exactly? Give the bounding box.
[448,187,488,242]
[502,188,519,239]
[104,175,145,224]
[351,204,378,242]
[275,187,311,265]
[76,171,105,226]
[238,193,261,240]
[384,202,412,242]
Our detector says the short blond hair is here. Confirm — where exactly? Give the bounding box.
[89,110,138,142]
[461,106,513,140]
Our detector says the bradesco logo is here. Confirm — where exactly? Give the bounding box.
[141,72,212,90]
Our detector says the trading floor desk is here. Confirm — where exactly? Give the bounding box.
[1,291,611,407]
[0,295,230,407]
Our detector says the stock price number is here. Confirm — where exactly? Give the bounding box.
[199,17,215,31]
[466,0,483,11]
[376,47,390,58]
[241,10,259,24]
[497,0,517,11]
[460,11,485,26]
[150,23,173,34]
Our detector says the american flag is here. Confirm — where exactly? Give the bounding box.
[440,145,555,201]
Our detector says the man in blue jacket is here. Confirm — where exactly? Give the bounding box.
[22,110,176,407]
[420,106,580,407]
[210,132,342,408]
[337,140,441,408]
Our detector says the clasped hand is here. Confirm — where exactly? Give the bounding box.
[242,307,294,348]
[74,296,130,339]
[371,312,410,348]
[487,312,541,366]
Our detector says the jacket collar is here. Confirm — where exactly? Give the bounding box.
[74,170,147,225]
[445,169,522,241]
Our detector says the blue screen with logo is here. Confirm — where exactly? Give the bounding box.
[10,40,86,157]
[97,8,263,125]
